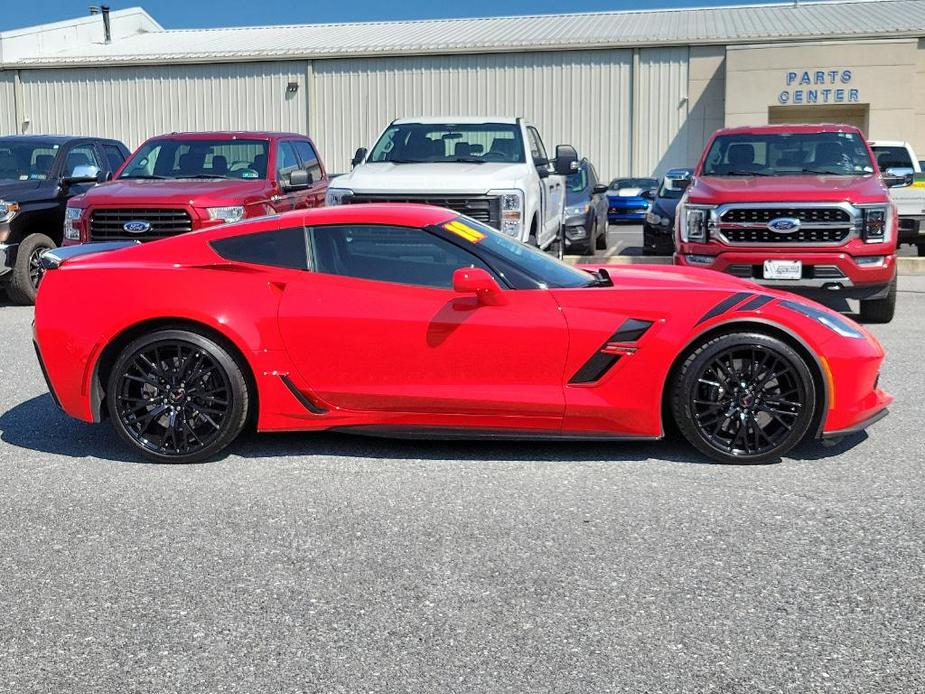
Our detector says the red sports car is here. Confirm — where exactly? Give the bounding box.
[33,204,891,464]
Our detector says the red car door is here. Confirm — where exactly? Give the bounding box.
[276,224,569,426]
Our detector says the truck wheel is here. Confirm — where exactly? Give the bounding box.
[7,233,56,306]
[527,217,539,247]
[859,277,897,324]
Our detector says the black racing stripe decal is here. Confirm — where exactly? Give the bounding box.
[569,318,655,384]
[739,294,774,312]
[695,291,754,326]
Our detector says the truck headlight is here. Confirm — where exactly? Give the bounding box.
[325,188,353,206]
[0,200,20,224]
[682,205,714,242]
[206,206,245,224]
[63,206,83,241]
[488,189,524,237]
[860,206,891,243]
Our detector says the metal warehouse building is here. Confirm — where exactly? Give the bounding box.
[1,0,925,178]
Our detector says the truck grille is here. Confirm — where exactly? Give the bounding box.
[344,194,501,228]
[718,206,854,245]
[89,208,193,241]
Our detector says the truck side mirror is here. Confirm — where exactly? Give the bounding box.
[882,172,912,188]
[592,184,609,195]
[553,145,579,176]
[351,147,368,168]
[61,164,102,186]
[286,169,312,189]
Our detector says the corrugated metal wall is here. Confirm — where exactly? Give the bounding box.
[313,50,634,177]
[16,62,308,149]
[634,47,690,178]
[0,73,16,134]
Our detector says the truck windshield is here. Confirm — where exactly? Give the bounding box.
[0,139,60,181]
[368,123,526,164]
[442,216,597,289]
[119,139,270,180]
[702,132,874,176]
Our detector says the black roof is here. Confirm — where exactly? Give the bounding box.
[0,134,122,145]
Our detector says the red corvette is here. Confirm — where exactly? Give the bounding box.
[33,204,891,464]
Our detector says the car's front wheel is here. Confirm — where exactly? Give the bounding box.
[671,332,817,464]
[107,329,250,463]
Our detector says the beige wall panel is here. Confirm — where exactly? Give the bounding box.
[633,47,690,177]
[0,73,16,134]
[17,62,308,149]
[313,50,633,177]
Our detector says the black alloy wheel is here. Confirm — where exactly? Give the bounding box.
[29,245,47,289]
[672,332,816,464]
[107,330,249,463]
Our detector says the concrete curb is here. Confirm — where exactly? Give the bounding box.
[562,254,925,275]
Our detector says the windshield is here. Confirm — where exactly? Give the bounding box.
[610,178,657,192]
[444,217,596,289]
[119,139,269,180]
[567,166,588,193]
[0,139,60,182]
[703,132,874,176]
[871,145,914,172]
[368,123,526,164]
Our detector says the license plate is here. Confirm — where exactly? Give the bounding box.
[763,259,802,280]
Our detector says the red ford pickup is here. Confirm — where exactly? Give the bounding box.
[675,124,900,323]
[63,131,328,246]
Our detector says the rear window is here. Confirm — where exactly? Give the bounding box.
[210,227,308,269]
[871,146,914,171]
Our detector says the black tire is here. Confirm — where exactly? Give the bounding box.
[859,277,897,324]
[671,332,816,464]
[7,233,55,305]
[595,219,608,251]
[917,244,925,257]
[106,329,249,463]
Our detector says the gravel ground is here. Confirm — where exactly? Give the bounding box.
[0,278,923,693]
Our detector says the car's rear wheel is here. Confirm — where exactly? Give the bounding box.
[107,329,249,463]
[7,233,56,305]
[671,332,816,464]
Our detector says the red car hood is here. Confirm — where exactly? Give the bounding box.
[578,262,773,293]
[687,174,887,205]
[77,178,271,206]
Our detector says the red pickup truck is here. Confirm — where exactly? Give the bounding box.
[675,124,900,323]
[63,131,328,246]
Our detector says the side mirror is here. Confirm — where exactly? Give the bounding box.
[351,147,368,168]
[592,184,609,195]
[286,169,312,189]
[553,145,579,176]
[452,267,505,305]
[641,189,656,200]
[61,164,101,186]
[883,173,912,188]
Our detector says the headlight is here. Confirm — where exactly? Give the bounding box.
[206,206,245,224]
[682,205,715,242]
[860,205,891,243]
[564,203,589,218]
[488,189,524,237]
[779,299,865,339]
[325,188,354,206]
[645,211,662,225]
[63,206,83,241]
[0,200,20,224]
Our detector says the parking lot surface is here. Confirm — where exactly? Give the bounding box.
[1,270,923,692]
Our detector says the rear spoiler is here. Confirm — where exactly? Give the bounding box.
[40,241,140,270]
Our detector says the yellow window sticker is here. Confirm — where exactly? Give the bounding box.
[443,220,486,244]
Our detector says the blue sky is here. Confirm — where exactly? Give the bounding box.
[2,0,783,30]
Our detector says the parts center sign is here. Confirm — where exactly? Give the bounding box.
[778,69,860,105]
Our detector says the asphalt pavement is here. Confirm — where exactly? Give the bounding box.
[0,262,923,692]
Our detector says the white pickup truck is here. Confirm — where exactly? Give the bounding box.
[326,117,578,249]
[870,140,925,255]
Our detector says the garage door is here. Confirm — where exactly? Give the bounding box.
[768,104,870,134]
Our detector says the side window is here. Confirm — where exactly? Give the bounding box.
[293,141,323,183]
[527,127,549,164]
[210,227,308,270]
[310,225,493,289]
[276,142,300,184]
[64,144,102,177]
[103,144,126,173]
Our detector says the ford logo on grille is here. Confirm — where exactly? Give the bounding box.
[768,217,801,233]
[123,220,151,234]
